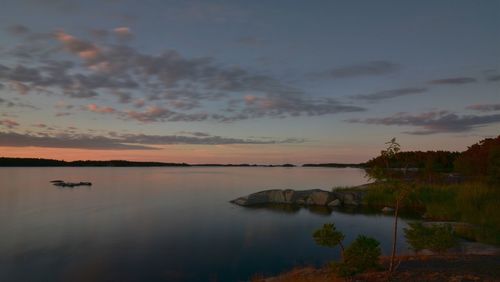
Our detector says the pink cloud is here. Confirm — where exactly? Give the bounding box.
[0,119,20,129]
[10,81,30,95]
[54,30,101,60]
[86,103,116,114]
[244,95,257,104]
[113,27,133,40]
[32,123,47,128]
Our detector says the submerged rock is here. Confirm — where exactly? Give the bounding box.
[382,206,394,212]
[230,189,364,207]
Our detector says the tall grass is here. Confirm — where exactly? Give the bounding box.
[363,182,500,245]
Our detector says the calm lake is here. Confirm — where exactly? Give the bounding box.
[0,167,412,281]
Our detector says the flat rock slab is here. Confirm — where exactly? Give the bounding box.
[230,189,364,207]
[51,180,92,187]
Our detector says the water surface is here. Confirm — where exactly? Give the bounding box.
[0,167,410,281]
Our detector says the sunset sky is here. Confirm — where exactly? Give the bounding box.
[0,0,499,164]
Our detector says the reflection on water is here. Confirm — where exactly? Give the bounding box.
[0,167,410,282]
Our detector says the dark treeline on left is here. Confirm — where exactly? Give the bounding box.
[0,158,297,167]
[0,158,190,167]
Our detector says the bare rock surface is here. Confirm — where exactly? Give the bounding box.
[230,189,365,207]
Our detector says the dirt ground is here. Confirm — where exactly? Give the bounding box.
[252,255,500,282]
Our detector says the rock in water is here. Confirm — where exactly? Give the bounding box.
[50,180,92,188]
[382,207,394,212]
[310,190,331,205]
[230,189,364,207]
[328,199,341,207]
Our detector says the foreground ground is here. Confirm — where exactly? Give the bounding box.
[252,254,500,282]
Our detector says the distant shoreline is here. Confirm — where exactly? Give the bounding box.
[0,157,365,168]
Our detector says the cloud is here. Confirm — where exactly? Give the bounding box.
[54,100,74,110]
[236,94,366,120]
[55,112,73,117]
[178,131,211,137]
[346,110,500,134]
[0,97,37,109]
[6,24,31,35]
[111,90,132,103]
[429,77,477,85]
[0,131,306,150]
[86,103,116,114]
[312,60,400,79]
[113,27,134,41]
[124,106,210,122]
[486,75,500,82]
[0,119,20,129]
[352,87,427,102]
[32,123,47,128]
[118,133,306,145]
[54,30,102,60]
[1,29,365,122]
[466,103,500,112]
[0,132,154,150]
[2,65,42,83]
[0,98,16,107]
[9,81,31,95]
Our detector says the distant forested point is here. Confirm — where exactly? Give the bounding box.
[365,135,500,182]
[365,151,460,172]
[302,163,366,168]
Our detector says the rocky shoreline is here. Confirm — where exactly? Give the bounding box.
[230,187,367,207]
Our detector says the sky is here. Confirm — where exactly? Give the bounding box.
[0,0,499,164]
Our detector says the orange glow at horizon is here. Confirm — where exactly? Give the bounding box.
[0,145,375,164]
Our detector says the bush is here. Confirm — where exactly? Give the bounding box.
[404,222,433,253]
[312,223,345,249]
[428,224,458,253]
[404,222,458,254]
[332,235,381,277]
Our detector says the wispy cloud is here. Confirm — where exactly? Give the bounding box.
[0,119,20,129]
[352,87,427,102]
[112,27,134,41]
[429,77,477,85]
[0,131,307,150]
[235,94,366,120]
[486,75,500,82]
[346,110,500,134]
[0,29,364,121]
[5,24,30,36]
[0,97,37,109]
[86,103,116,114]
[466,103,500,112]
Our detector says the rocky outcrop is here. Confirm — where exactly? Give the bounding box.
[230,189,364,207]
[50,180,92,187]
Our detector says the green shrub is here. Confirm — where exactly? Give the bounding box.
[428,224,458,253]
[333,235,381,277]
[365,181,500,246]
[404,223,458,254]
[312,223,345,249]
[404,222,432,253]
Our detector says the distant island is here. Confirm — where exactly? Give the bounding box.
[0,157,300,167]
[302,163,366,168]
